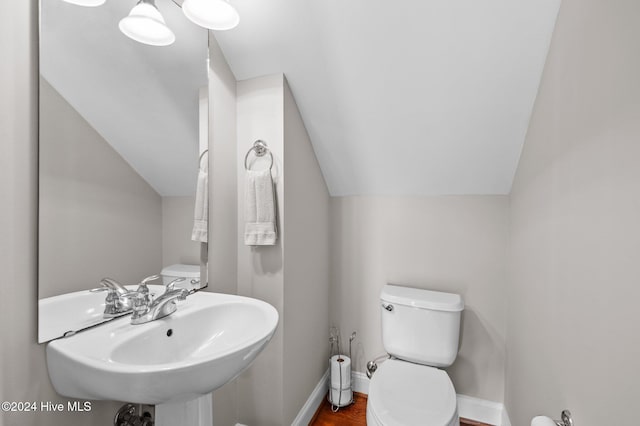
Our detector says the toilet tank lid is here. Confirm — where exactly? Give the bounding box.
[161,264,200,278]
[381,284,464,312]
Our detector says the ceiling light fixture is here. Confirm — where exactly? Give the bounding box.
[62,0,239,47]
[182,0,239,31]
[119,0,176,46]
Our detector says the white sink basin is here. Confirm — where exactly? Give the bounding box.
[46,291,278,404]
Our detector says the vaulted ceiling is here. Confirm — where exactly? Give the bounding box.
[42,0,561,197]
[215,0,561,196]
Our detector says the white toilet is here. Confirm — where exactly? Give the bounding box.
[366,284,464,426]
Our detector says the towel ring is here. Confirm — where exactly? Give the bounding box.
[244,140,273,171]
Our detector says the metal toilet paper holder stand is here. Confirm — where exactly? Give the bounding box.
[328,329,356,412]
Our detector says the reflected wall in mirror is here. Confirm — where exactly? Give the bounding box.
[38,0,209,343]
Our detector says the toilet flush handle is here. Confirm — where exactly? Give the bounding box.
[382,303,394,312]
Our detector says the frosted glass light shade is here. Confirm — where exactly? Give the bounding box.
[62,0,106,6]
[182,0,239,31]
[119,0,176,46]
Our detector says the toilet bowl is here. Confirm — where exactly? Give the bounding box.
[366,285,464,426]
[366,359,459,426]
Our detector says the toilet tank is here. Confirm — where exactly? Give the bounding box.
[161,264,200,287]
[380,284,464,368]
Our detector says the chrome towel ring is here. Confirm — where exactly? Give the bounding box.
[244,140,273,171]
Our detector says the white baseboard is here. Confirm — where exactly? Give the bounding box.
[291,370,329,426]
[457,394,509,426]
[351,371,370,394]
[292,369,512,426]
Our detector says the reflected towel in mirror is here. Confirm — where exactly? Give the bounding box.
[192,153,208,243]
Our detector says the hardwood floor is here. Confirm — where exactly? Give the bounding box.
[310,393,368,426]
[309,392,493,426]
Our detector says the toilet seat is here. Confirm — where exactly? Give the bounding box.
[367,359,458,426]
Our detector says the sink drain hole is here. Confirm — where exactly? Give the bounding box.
[166,329,173,337]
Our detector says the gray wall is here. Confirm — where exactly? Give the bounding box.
[505,0,640,424]
[330,196,509,402]
[208,33,239,426]
[207,33,238,298]
[282,79,330,424]
[39,78,163,298]
[0,0,124,424]
[235,74,331,425]
[236,74,286,426]
[162,195,200,268]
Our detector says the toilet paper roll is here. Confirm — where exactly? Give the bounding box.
[329,387,353,407]
[531,416,558,426]
[330,354,351,387]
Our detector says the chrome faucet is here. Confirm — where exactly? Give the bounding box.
[134,274,161,307]
[129,288,189,325]
[99,277,130,295]
[91,277,135,318]
[92,274,189,324]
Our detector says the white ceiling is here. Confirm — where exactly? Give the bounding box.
[41,0,561,197]
[40,0,208,196]
[215,0,561,196]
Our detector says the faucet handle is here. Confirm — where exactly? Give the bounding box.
[136,274,160,302]
[91,278,129,295]
[166,277,186,292]
[140,274,161,286]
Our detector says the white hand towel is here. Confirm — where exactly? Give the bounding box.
[191,157,208,243]
[244,169,277,246]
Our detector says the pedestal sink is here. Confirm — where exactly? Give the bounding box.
[46,291,278,425]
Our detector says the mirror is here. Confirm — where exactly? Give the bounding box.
[38,0,209,342]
